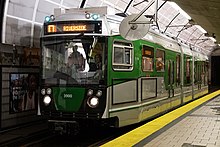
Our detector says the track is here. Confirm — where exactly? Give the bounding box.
[5,125,136,147]
[32,127,132,147]
[2,113,173,146]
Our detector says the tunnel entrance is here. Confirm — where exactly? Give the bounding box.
[211,56,220,91]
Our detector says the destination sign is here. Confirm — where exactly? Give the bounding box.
[63,25,87,32]
[44,21,102,35]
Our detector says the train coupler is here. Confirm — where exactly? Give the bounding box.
[48,120,80,135]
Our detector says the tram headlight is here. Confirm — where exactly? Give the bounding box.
[87,97,99,108]
[87,89,93,96]
[45,16,51,22]
[43,95,51,106]
[44,15,55,22]
[41,89,46,95]
[50,15,55,21]
[96,90,102,97]
[85,13,90,19]
[46,88,52,95]
[91,14,99,20]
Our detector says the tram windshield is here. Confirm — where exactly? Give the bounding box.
[41,37,106,85]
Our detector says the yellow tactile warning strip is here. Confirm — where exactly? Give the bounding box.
[101,90,220,147]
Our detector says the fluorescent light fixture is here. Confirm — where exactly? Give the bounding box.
[195,25,207,34]
[169,2,191,20]
[209,37,216,42]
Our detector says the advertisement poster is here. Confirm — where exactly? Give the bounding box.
[9,73,38,113]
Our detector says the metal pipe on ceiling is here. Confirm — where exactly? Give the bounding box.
[131,0,155,22]
[164,12,180,33]
[116,0,134,17]
[176,22,190,38]
[124,0,134,13]
[80,0,87,8]
[193,33,204,46]
[133,0,148,7]
[186,28,198,42]
[150,0,168,30]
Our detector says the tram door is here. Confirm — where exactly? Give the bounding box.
[168,60,175,98]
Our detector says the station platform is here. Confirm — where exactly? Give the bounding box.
[102,90,220,147]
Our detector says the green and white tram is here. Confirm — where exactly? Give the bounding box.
[39,7,208,133]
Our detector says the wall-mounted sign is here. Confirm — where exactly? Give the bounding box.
[9,73,38,113]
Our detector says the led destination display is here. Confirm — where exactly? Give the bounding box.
[45,21,102,34]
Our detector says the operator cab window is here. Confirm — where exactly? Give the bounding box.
[112,40,133,70]
[142,45,154,71]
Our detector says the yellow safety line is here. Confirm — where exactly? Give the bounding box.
[101,90,220,147]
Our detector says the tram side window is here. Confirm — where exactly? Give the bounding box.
[113,41,133,70]
[176,55,181,86]
[194,61,198,83]
[186,57,191,84]
[156,50,165,72]
[199,64,202,82]
[142,45,154,71]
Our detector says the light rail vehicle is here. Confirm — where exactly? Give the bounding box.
[39,7,209,134]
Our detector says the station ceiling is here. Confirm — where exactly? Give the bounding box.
[2,0,218,55]
[103,0,218,55]
[171,0,220,53]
